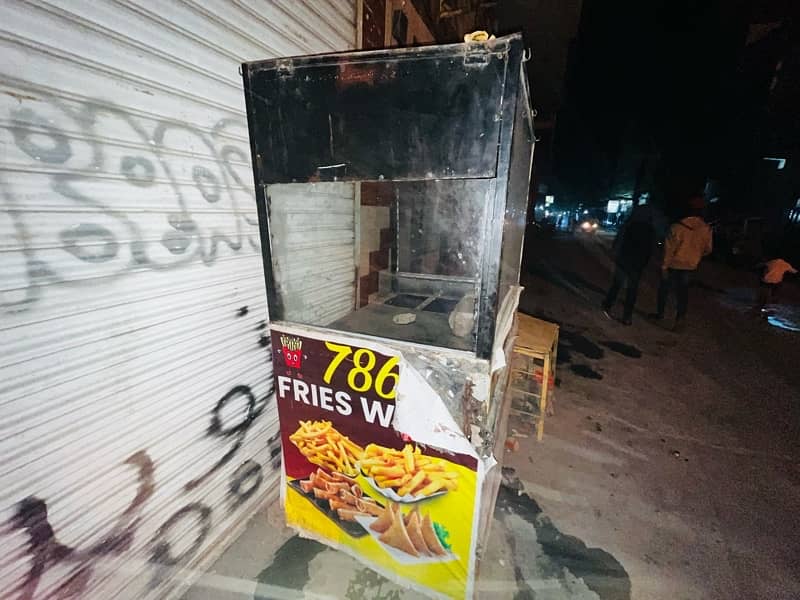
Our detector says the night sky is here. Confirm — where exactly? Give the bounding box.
[502,0,800,221]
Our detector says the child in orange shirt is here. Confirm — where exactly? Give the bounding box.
[758,257,797,309]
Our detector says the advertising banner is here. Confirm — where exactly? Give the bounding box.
[270,325,480,599]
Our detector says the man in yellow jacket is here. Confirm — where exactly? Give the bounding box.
[650,196,713,329]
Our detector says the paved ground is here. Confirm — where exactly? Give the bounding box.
[184,231,800,600]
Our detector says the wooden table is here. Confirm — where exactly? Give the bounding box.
[512,313,560,441]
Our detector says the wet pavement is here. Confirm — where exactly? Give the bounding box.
[184,232,800,600]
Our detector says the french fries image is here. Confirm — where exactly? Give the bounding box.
[289,420,363,477]
[295,468,383,523]
[280,335,301,351]
[360,443,459,498]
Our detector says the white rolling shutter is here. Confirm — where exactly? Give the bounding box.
[0,2,356,600]
[268,182,357,326]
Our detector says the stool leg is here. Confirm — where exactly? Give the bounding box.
[552,333,559,377]
[538,352,550,441]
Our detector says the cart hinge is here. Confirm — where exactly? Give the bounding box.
[276,59,294,77]
[463,43,492,67]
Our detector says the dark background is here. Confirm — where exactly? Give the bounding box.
[496,0,800,246]
[372,0,800,254]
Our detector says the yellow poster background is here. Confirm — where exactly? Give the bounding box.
[285,459,477,599]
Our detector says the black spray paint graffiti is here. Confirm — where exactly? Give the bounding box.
[7,451,155,600]
[183,384,271,491]
[182,318,276,493]
[147,502,214,593]
[228,460,265,510]
[2,87,280,593]
[147,377,278,589]
[6,379,280,599]
[150,503,213,567]
[1,92,260,313]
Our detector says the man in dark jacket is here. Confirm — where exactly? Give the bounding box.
[602,204,655,325]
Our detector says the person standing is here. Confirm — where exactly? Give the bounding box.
[602,204,655,325]
[757,255,797,309]
[650,195,713,330]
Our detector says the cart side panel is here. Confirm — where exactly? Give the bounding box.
[497,73,535,306]
[475,36,527,359]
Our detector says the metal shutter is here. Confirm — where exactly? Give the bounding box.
[0,2,356,600]
[268,182,357,326]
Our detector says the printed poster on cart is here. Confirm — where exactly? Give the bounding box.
[270,325,480,599]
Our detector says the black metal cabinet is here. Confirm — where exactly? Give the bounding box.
[243,34,534,360]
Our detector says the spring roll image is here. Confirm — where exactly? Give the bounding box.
[324,481,351,493]
[356,499,384,517]
[312,487,338,501]
[337,508,370,522]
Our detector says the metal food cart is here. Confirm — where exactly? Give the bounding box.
[242,33,534,599]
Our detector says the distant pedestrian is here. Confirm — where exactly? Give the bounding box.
[602,204,655,325]
[757,255,797,310]
[650,195,713,330]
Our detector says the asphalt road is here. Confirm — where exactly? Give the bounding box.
[508,230,800,600]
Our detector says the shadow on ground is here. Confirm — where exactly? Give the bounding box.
[255,536,326,598]
[528,263,606,301]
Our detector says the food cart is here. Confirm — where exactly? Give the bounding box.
[242,33,534,599]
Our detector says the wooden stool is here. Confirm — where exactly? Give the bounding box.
[511,313,559,441]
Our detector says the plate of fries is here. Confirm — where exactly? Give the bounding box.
[359,443,459,503]
[289,420,364,477]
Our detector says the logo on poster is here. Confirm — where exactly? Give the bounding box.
[280,335,303,369]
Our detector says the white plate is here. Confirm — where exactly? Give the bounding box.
[363,476,447,503]
[392,312,416,325]
[353,515,456,565]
